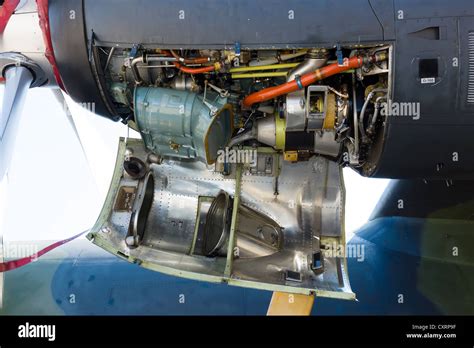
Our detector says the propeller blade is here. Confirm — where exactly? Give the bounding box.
[50,88,89,157]
[0,0,20,34]
[0,66,33,181]
[50,88,101,193]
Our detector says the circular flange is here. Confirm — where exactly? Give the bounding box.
[0,52,48,87]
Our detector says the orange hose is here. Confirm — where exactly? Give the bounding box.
[170,50,210,64]
[242,56,365,108]
[164,51,217,74]
[172,62,217,74]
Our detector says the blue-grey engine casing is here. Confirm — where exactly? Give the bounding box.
[134,87,233,164]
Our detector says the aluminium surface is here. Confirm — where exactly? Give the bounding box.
[89,138,354,299]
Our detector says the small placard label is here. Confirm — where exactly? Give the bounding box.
[421,77,436,84]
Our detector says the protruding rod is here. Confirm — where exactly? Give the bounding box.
[0,66,33,180]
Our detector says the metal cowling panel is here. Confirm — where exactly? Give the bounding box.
[48,0,117,120]
[82,0,384,49]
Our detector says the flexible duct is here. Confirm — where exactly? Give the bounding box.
[285,52,329,131]
[242,56,366,108]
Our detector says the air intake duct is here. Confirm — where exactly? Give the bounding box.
[203,191,283,259]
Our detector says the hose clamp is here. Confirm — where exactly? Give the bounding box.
[295,74,304,90]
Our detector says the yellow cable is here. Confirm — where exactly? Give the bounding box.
[231,72,289,79]
[229,63,299,73]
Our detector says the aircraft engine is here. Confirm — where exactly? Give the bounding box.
[80,40,390,298]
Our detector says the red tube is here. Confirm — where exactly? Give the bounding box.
[242,56,365,108]
[163,51,217,74]
[172,61,217,74]
[170,50,210,64]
